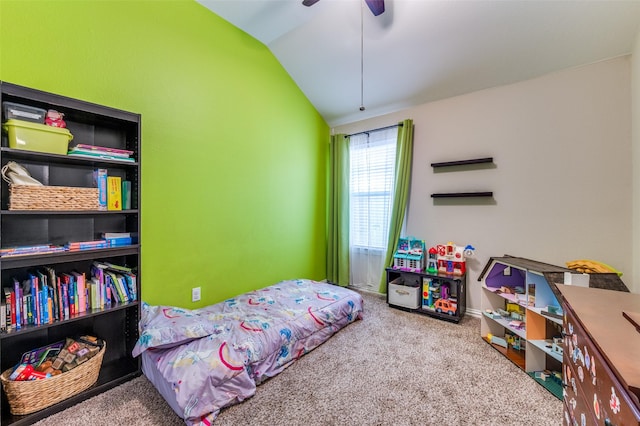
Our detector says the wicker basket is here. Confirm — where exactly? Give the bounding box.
[9,184,99,211]
[0,343,106,415]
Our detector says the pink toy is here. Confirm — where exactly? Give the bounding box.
[45,109,66,128]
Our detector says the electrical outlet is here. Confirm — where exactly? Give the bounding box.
[192,287,201,302]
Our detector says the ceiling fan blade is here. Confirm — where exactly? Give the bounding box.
[365,0,385,16]
[302,0,320,6]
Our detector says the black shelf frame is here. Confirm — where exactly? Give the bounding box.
[385,268,466,324]
[0,81,142,425]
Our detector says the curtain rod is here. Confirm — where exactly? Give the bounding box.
[345,122,402,138]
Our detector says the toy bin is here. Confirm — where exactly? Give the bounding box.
[388,277,420,309]
[0,342,105,415]
[2,119,72,155]
[2,102,47,123]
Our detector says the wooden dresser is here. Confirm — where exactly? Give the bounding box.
[557,284,640,425]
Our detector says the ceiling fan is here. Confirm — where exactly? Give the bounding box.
[302,0,385,16]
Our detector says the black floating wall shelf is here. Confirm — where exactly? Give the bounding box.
[431,192,493,198]
[431,157,493,168]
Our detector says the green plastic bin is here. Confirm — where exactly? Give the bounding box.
[3,119,73,155]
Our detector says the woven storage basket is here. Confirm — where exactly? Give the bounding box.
[0,343,105,415]
[9,184,99,211]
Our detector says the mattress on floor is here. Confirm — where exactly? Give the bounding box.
[133,279,364,425]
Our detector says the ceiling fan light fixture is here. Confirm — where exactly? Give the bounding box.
[302,0,385,16]
[365,0,385,16]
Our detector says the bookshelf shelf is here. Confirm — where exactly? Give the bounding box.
[0,246,140,269]
[0,147,139,167]
[0,81,142,424]
[1,209,139,215]
[0,301,139,339]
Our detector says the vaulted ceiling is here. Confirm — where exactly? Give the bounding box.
[198,0,640,126]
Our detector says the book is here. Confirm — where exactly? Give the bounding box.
[107,176,122,210]
[124,273,137,301]
[0,244,65,257]
[70,144,134,157]
[69,152,135,162]
[66,240,109,251]
[72,271,87,313]
[29,274,40,325]
[94,168,108,211]
[19,341,65,366]
[105,274,119,304]
[102,232,130,239]
[106,236,132,247]
[3,287,14,328]
[1,244,53,254]
[105,271,127,303]
[122,180,131,210]
[98,261,134,273]
[47,286,54,324]
[13,278,21,329]
[89,278,100,310]
[61,283,69,319]
[91,263,106,308]
[23,294,30,326]
[0,303,5,331]
[42,266,59,322]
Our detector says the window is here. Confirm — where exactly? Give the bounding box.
[349,127,397,289]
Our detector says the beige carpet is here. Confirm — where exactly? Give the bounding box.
[35,291,562,425]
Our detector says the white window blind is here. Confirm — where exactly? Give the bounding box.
[349,127,397,289]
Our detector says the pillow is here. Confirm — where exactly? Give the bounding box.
[566,259,622,276]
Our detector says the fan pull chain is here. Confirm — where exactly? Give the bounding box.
[359,0,365,111]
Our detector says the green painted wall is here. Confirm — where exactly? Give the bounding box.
[0,0,329,307]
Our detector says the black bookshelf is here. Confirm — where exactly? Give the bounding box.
[0,81,142,424]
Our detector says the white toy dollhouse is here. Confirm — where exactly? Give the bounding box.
[393,237,425,272]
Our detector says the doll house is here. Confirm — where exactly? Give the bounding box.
[393,237,425,272]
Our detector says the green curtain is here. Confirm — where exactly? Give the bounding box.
[378,119,414,293]
[327,134,350,286]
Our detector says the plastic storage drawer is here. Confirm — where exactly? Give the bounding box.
[388,278,420,309]
[2,102,47,123]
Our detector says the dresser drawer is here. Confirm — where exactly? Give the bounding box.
[564,308,640,425]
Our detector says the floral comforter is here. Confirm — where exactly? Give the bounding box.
[132,279,364,425]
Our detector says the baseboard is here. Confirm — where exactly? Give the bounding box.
[466,307,482,318]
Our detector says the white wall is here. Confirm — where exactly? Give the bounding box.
[334,56,633,311]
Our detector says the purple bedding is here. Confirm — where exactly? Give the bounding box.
[132,279,364,425]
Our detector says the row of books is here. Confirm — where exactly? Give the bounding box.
[0,245,66,257]
[1,261,137,331]
[1,233,136,258]
[68,144,135,162]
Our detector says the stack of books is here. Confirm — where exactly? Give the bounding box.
[0,245,66,257]
[68,144,134,162]
[65,240,109,251]
[102,232,133,247]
